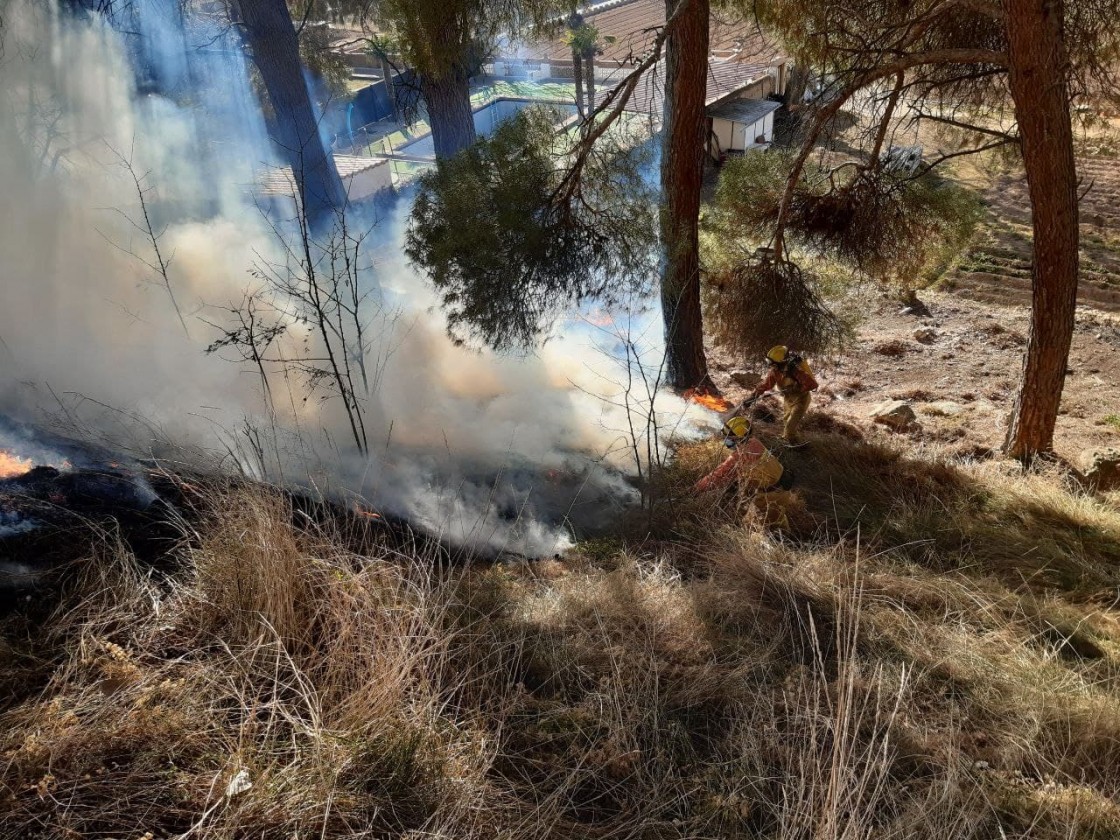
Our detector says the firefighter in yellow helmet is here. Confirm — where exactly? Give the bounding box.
[694,415,784,493]
[749,345,819,444]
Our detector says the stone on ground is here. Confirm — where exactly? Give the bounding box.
[1080,448,1120,491]
[924,400,963,416]
[870,400,917,430]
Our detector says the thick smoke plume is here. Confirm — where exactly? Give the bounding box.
[0,1,712,555]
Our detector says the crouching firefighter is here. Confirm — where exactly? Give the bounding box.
[693,416,785,495]
[749,345,819,444]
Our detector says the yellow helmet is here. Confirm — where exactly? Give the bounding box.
[722,416,752,440]
[766,345,789,364]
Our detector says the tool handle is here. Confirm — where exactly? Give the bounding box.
[726,394,761,416]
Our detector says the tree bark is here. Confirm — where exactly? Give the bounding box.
[379,56,400,124]
[238,0,346,226]
[421,69,476,159]
[573,49,586,119]
[583,48,596,111]
[1002,0,1079,459]
[660,0,711,390]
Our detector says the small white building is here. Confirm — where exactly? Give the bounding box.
[707,98,782,160]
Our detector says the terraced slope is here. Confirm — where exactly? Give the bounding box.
[945,155,1120,312]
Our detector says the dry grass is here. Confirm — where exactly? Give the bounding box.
[3,436,1120,838]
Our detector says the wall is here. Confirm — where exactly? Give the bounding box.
[712,118,735,155]
[325,70,418,139]
[345,160,393,201]
[710,110,774,156]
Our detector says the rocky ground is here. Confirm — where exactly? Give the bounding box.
[708,142,1120,477]
[710,290,1120,472]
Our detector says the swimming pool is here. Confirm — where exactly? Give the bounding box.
[399,98,578,159]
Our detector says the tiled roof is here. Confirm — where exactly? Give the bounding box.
[256,155,388,197]
[607,59,773,114]
[707,97,782,124]
[525,0,785,69]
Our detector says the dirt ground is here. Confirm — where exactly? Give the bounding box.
[706,133,1120,466]
[708,290,1120,465]
[944,154,1120,312]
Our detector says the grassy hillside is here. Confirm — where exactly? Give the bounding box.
[3,430,1120,839]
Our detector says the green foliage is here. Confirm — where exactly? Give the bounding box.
[712,148,803,240]
[563,21,600,54]
[713,152,982,289]
[377,0,567,79]
[295,21,350,99]
[406,108,657,350]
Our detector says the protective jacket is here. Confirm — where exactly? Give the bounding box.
[694,437,784,494]
[753,356,818,397]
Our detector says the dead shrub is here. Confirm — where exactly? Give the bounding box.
[707,255,850,360]
[790,168,982,287]
[892,386,935,401]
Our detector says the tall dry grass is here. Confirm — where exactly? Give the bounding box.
[2,440,1120,839]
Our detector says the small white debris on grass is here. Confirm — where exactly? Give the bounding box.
[225,768,252,797]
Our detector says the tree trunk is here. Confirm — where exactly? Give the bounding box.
[785,63,809,106]
[659,0,711,390]
[1002,0,1079,459]
[583,48,595,112]
[573,50,586,119]
[379,56,400,123]
[238,0,346,227]
[421,69,476,159]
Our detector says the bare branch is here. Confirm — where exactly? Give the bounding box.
[773,47,1009,259]
[103,140,189,336]
[910,109,1016,141]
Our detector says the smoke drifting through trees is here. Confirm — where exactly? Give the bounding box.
[0,0,709,555]
[238,0,347,226]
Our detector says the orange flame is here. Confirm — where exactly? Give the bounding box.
[683,389,733,413]
[353,502,382,520]
[0,450,33,480]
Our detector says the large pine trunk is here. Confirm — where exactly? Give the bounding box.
[1002,0,1079,458]
[785,63,809,106]
[659,0,711,390]
[238,0,346,226]
[421,70,476,159]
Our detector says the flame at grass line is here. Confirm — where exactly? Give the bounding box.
[0,451,34,480]
[683,390,734,413]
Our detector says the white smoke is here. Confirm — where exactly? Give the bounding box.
[0,0,716,556]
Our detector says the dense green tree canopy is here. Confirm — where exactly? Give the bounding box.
[406,108,657,350]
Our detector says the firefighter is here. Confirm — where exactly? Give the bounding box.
[749,345,819,444]
[693,416,784,494]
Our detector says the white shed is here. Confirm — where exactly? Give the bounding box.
[707,98,782,160]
